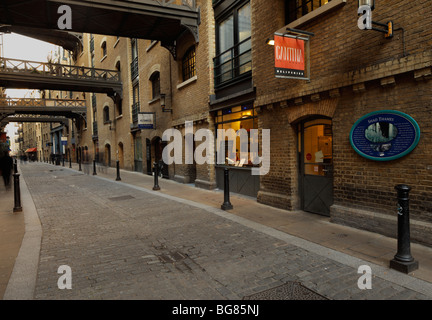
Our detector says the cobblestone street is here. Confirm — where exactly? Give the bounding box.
[9,163,432,301]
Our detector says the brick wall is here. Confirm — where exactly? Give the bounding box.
[252,0,432,244]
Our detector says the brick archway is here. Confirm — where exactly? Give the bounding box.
[288,98,339,124]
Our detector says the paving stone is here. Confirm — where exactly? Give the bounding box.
[15,163,432,300]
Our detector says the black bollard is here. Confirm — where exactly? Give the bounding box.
[221,167,233,210]
[116,160,121,181]
[13,170,22,213]
[93,159,97,175]
[62,156,65,167]
[78,158,82,171]
[152,162,160,190]
[69,156,72,168]
[390,185,419,273]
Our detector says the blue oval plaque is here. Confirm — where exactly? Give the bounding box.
[350,110,420,161]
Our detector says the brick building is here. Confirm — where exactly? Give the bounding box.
[45,0,432,247]
[75,0,216,189]
[250,0,432,246]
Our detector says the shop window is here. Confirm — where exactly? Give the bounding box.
[215,104,259,167]
[214,0,251,88]
[182,46,196,82]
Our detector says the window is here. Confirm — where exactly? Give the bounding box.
[182,46,196,82]
[215,104,258,167]
[103,106,110,123]
[131,39,138,60]
[101,41,107,58]
[131,39,139,80]
[286,0,331,23]
[150,72,160,100]
[133,83,140,104]
[132,83,140,124]
[214,1,251,87]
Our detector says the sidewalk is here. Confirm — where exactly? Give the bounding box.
[2,161,432,299]
[0,182,24,299]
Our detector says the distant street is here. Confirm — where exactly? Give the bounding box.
[13,162,432,301]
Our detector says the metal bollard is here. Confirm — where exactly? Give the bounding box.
[69,156,72,168]
[152,162,160,190]
[390,184,419,273]
[221,167,233,210]
[13,170,22,213]
[93,160,97,175]
[62,156,65,167]
[116,160,121,181]
[78,158,82,171]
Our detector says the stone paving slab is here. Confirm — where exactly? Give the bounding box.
[12,163,432,300]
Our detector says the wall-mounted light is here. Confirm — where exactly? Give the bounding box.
[266,38,275,46]
[358,0,393,38]
[161,93,172,113]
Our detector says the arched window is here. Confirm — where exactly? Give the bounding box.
[150,71,160,100]
[101,41,107,57]
[182,46,196,81]
[103,106,110,123]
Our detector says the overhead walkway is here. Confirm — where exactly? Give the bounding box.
[0,57,122,99]
[1,115,69,126]
[0,0,200,58]
[0,97,86,129]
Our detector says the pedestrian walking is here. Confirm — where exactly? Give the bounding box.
[0,151,13,190]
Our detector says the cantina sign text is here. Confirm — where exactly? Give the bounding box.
[274,34,307,79]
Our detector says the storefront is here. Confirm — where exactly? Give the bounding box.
[214,103,260,197]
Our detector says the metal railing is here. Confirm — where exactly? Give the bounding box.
[0,57,121,83]
[0,97,86,108]
[90,37,95,53]
[213,37,252,89]
[130,57,139,80]
[132,102,140,124]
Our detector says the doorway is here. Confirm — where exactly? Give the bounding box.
[298,117,333,216]
[134,136,143,173]
[152,136,169,178]
[104,144,111,166]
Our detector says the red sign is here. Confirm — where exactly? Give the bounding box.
[274,34,306,79]
[306,153,312,161]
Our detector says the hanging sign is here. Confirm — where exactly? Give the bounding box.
[350,110,420,161]
[138,112,155,129]
[274,33,309,80]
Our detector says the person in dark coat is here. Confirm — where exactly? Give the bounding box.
[0,151,13,190]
